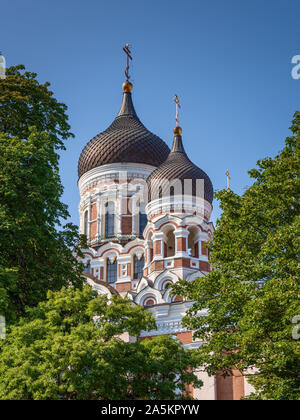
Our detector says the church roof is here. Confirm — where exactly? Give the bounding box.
[78,88,170,179]
[147,132,214,204]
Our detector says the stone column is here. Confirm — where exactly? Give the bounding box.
[87,200,91,240]
[174,228,189,257]
[152,232,164,260]
[96,195,101,239]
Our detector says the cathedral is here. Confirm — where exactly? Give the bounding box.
[77,49,253,400]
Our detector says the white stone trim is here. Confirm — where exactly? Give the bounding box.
[78,162,155,196]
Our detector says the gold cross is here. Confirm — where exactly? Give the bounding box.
[123,44,132,81]
[174,95,181,127]
[225,169,231,191]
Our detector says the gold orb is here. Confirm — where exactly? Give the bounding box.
[173,126,182,135]
[122,81,133,92]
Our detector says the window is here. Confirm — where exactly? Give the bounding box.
[84,260,91,274]
[107,259,117,283]
[84,210,88,236]
[170,186,174,211]
[105,202,115,238]
[159,186,163,199]
[148,232,154,263]
[134,255,144,280]
[139,213,147,237]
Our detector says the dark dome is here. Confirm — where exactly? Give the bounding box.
[78,90,170,178]
[147,133,214,204]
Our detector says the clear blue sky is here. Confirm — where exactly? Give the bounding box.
[2,0,300,225]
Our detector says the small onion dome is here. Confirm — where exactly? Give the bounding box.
[147,131,214,203]
[78,83,170,179]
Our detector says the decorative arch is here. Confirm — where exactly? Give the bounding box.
[161,279,173,290]
[170,295,184,303]
[153,271,179,291]
[143,296,157,307]
[134,286,162,306]
[186,270,205,282]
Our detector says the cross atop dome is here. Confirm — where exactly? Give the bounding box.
[77,46,170,179]
[173,95,182,136]
[122,44,133,92]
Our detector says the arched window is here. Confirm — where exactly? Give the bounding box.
[170,186,175,211]
[84,210,88,236]
[105,202,115,238]
[134,255,144,280]
[139,213,147,237]
[107,259,117,283]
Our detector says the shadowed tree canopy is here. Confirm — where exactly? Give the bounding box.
[173,112,300,400]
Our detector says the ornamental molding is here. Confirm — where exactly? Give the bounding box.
[140,319,187,337]
[78,163,155,196]
[145,196,212,221]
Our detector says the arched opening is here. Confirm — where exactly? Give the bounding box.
[164,226,175,257]
[188,226,199,258]
[134,254,144,280]
[105,202,115,238]
[107,258,117,283]
[84,210,88,236]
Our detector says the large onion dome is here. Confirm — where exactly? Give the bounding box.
[78,83,170,179]
[147,129,214,204]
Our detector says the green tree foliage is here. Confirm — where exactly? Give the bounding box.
[0,285,202,400]
[0,66,84,321]
[0,65,73,149]
[173,113,300,400]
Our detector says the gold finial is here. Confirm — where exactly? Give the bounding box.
[122,80,133,92]
[225,169,231,191]
[173,94,182,134]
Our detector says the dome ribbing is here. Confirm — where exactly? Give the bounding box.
[78,90,170,178]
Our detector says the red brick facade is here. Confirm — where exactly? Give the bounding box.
[116,282,132,293]
[121,216,132,235]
